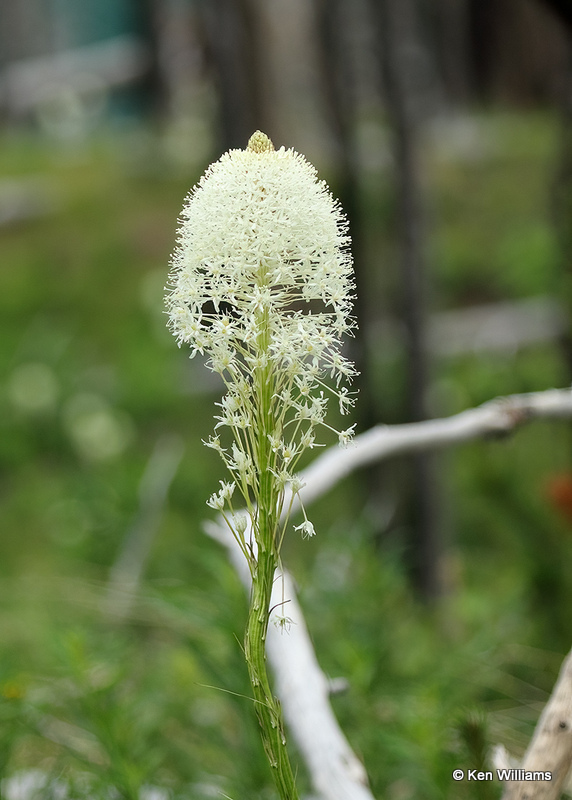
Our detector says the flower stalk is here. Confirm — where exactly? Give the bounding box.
[166,130,357,798]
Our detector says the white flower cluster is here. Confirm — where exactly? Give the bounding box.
[166,131,357,535]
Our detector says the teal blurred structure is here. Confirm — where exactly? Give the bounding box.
[0,0,156,126]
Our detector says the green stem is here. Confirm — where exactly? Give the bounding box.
[244,294,299,799]
[244,514,299,799]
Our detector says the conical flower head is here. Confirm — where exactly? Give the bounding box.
[166,132,357,504]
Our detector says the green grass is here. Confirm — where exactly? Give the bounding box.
[0,113,571,798]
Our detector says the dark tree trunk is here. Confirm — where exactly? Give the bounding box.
[553,41,572,377]
[469,0,569,104]
[538,0,572,31]
[197,0,269,151]
[313,0,371,424]
[135,0,170,120]
[426,0,473,104]
[314,0,402,552]
[372,0,442,600]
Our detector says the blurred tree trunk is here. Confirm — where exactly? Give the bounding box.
[314,0,401,557]
[537,0,572,387]
[427,0,473,104]
[553,41,572,377]
[468,0,569,104]
[313,0,370,419]
[537,0,572,34]
[371,0,442,600]
[196,0,269,150]
[135,0,170,119]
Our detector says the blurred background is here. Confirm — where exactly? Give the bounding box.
[2,0,572,797]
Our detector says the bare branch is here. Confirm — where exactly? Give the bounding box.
[495,648,572,799]
[296,387,572,512]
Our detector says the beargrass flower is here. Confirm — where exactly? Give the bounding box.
[166,131,357,532]
[165,131,357,799]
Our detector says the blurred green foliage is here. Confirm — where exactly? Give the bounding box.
[1,114,572,799]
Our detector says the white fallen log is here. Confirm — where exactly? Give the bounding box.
[206,386,572,799]
[428,295,567,356]
[206,516,374,800]
[371,296,567,358]
[494,648,572,800]
[265,573,373,800]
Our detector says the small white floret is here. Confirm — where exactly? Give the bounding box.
[295,520,316,539]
